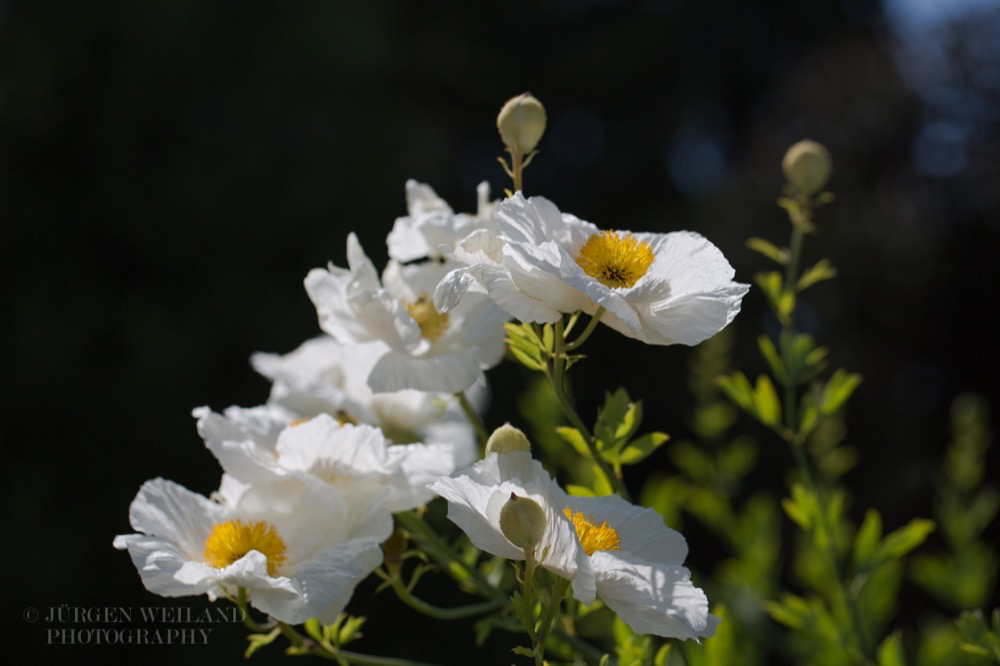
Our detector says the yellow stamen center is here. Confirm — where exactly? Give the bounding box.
[576,230,655,289]
[564,508,621,556]
[203,519,287,576]
[404,293,450,342]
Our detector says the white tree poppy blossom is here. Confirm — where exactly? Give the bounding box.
[558,493,720,641]
[305,233,508,393]
[431,451,719,641]
[387,179,497,263]
[113,476,386,625]
[434,193,749,346]
[250,337,479,468]
[429,451,597,605]
[195,409,452,514]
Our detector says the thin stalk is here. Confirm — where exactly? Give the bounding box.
[534,577,571,656]
[551,317,630,500]
[565,306,605,351]
[389,576,505,620]
[277,620,443,666]
[512,150,524,192]
[456,391,489,451]
[779,200,872,662]
[394,511,496,597]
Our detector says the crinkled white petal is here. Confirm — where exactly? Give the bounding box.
[430,452,596,604]
[115,477,387,624]
[442,193,748,345]
[388,180,497,262]
[591,550,718,641]
[369,347,483,394]
[560,493,689,566]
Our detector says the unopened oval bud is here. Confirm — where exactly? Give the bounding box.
[486,423,531,455]
[782,140,832,196]
[497,93,547,154]
[499,493,546,550]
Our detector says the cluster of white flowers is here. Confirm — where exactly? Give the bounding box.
[116,175,744,639]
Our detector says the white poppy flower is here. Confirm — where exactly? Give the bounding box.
[558,493,720,641]
[434,193,748,346]
[250,337,479,469]
[195,408,450,514]
[113,476,385,625]
[387,180,497,262]
[429,452,597,605]
[305,233,509,393]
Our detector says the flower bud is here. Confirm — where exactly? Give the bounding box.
[499,493,546,550]
[486,423,531,455]
[497,93,546,154]
[782,140,832,196]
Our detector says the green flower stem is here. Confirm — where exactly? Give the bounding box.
[236,588,441,666]
[277,620,443,666]
[394,511,496,598]
[236,587,274,633]
[534,577,571,660]
[565,306,605,352]
[778,200,873,663]
[551,317,631,500]
[512,149,524,192]
[455,391,489,451]
[389,575,506,620]
[521,548,540,648]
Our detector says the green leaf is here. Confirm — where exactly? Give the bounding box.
[754,271,783,310]
[747,237,790,265]
[877,631,906,666]
[596,388,633,450]
[797,258,838,292]
[753,374,781,427]
[619,431,670,464]
[336,615,366,645]
[566,484,596,497]
[303,617,323,643]
[556,426,590,457]
[876,518,935,562]
[854,509,883,569]
[758,335,788,384]
[716,372,754,412]
[244,628,281,659]
[821,369,863,414]
[512,646,536,657]
[541,323,555,352]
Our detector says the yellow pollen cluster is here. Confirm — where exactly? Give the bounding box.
[203,519,287,577]
[576,230,655,289]
[404,293,450,342]
[563,508,621,556]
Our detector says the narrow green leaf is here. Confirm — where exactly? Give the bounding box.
[753,374,781,426]
[877,518,936,561]
[716,372,755,411]
[754,271,783,310]
[304,618,323,643]
[797,258,838,292]
[555,426,591,457]
[854,510,884,569]
[822,369,863,414]
[619,432,670,464]
[876,631,906,666]
[509,345,545,371]
[758,335,788,384]
[747,237,790,265]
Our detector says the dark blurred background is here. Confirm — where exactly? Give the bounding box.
[3,0,999,663]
